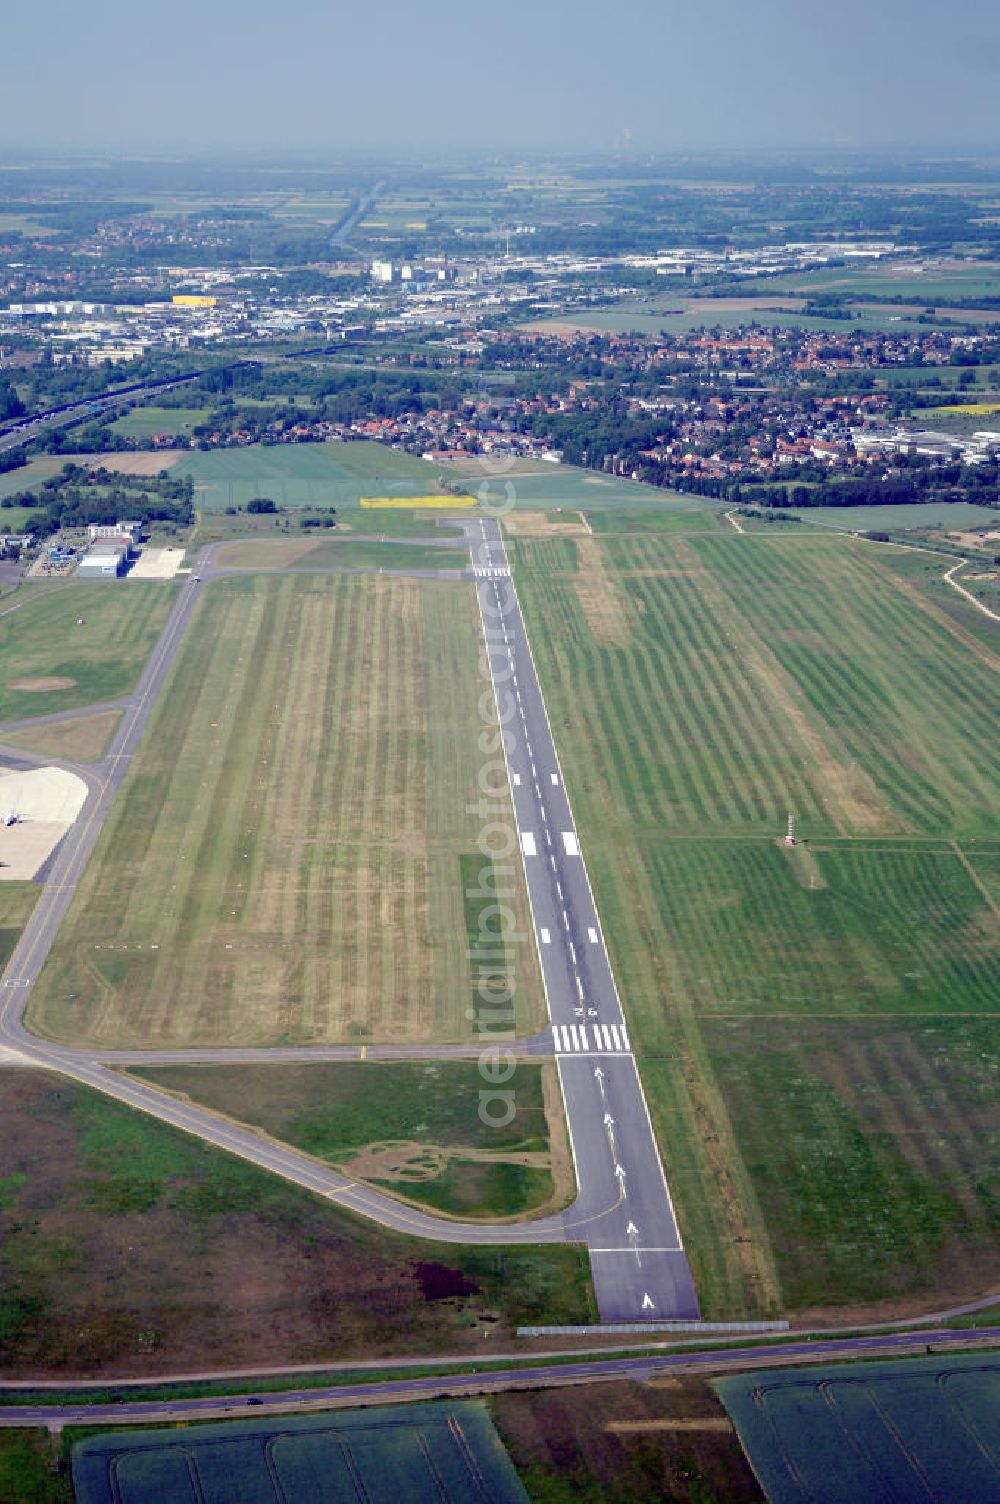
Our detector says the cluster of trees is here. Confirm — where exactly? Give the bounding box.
[743,464,999,510]
[2,462,194,536]
[0,376,25,421]
[0,448,27,476]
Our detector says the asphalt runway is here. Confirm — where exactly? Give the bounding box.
[0,524,696,1316]
[468,516,699,1321]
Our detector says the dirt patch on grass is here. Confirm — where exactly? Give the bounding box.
[504,510,588,538]
[572,537,632,646]
[779,840,828,890]
[79,451,184,476]
[345,1140,449,1182]
[6,676,76,693]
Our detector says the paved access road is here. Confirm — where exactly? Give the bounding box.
[1,1328,996,1427]
[469,517,699,1321]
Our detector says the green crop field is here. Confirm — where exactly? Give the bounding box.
[584,506,724,534]
[73,1403,530,1504]
[27,572,544,1048]
[717,1353,1000,1504]
[0,456,63,500]
[797,501,1000,530]
[111,405,208,438]
[0,1071,591,1376]
[171,440,454,513]
[133,1060,569,1221]
[513,530,1000,1318]
[0,581,177,724]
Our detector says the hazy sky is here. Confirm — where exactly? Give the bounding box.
[3,0,1000,155]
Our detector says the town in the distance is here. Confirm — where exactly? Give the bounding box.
[0,138,998,1504]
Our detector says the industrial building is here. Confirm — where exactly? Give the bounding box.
[76,539,130,579]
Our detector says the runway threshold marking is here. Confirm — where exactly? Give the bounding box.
[553,1023,629,1054]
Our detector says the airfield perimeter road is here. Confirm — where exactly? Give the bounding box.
[1,1327,997,1426]
[468,518,700,1321]
[0,528,695,1314]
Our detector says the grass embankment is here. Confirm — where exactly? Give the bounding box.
[0,883,41,969]
[0,583,177,725]
[0,1430,69,1503]
[513,530,1000,1321]
[27,573,544,1048]
[131,1061,569,1221]
[0,1071,594,1377]
[1,709,123,762]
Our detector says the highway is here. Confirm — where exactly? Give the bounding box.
[0,1327,996,1427]
[0,370,211,456]
[469,516,699,1321]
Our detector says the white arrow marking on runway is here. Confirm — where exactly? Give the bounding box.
[627,1220,642,1267]
[604,1111,616,1156]
[614,1162,627,1198]
[594,1064,605,1097]
[642,1292,655,1311]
